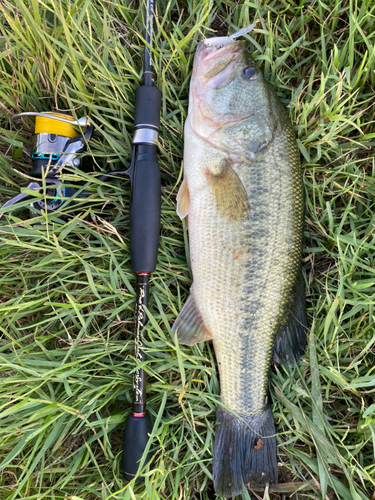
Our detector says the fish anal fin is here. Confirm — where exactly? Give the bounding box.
[172,289,213,345]
[273,270,307,367]
[208,160,250,221]
[176,176,190,220]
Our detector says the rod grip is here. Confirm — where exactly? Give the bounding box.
[134,86,161,129]
[122,413,153,481]
[129,146,161,273]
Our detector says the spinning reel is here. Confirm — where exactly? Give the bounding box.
[1,112,93,217]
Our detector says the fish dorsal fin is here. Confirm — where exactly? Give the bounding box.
[209,160,250,221]
[176,176,190,220]
[273,271,307,367]
[172,288,213,345]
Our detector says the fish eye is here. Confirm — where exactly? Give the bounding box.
[243,67,257,80]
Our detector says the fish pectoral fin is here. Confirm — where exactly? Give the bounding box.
[273,270,307,367]
[209,160,250,221]
[176,176,190,220]
[172,289,213,345]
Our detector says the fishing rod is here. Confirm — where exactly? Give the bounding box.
[121,0,161,482]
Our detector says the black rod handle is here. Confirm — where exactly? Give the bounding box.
[122,413,153,482]
[129,144,161,273]
[134,86,161,129]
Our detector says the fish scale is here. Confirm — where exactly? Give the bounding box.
[173,38,306,497]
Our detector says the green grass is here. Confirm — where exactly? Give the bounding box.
[0,0,375,498]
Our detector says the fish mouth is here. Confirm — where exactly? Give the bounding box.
[200,41,242,62]
[195,41,243,85]
[197,40,243,66]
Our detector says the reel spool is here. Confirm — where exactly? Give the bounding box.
[31,113,81,177]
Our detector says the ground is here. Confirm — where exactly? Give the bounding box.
[0,0,374,499]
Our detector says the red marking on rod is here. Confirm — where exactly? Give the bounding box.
[137,272,150,275]
[132,412,147,418]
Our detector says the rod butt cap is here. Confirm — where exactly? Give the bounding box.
[122,412,153,482]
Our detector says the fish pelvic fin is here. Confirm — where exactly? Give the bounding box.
[273,270,307,367]
[176,176,190,220]
[213,405,278,498]
[172,288,213,345]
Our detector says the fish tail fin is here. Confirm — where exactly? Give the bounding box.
[213,405,278,498]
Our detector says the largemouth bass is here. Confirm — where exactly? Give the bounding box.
[173,35,306,498]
